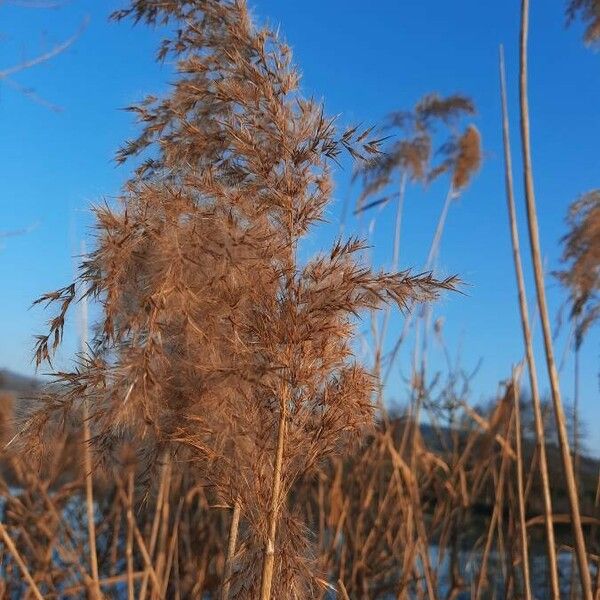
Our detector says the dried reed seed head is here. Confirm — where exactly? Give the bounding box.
[354,93,479,214]
[451,125,481,191]
[414,93,475,127]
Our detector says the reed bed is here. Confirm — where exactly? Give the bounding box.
[1,381,598,598]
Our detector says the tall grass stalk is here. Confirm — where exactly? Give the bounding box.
[259,389,288,600]
[126,470,135,600]
[383,184,458,385]
[512,366,533,600]
[0,522,44,600]
[498,43,560,599]
[139,454,170,600]
[161,497,183,599]
[154,462,172,600]
[594,471,600,596]
[79,244,101,599]
[518,2,592,596]
[474,408,513,600]
[375,171,408,409]
[221,499,241,600]
[116,478,162,597]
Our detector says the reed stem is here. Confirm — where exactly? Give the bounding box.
[126,470,135,600]
[384,183,457,384]
[80,243,101,600]
[0,522,44,600]
[498,43,560,599]
[511,367,533,600]
[259,390,288,600]
[139,453,170,600]
[518,2,592,596]
[221,499,241,600]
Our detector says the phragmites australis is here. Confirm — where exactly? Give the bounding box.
[26,1,457,597]
[451,125,482,191]
[354,93,480,215]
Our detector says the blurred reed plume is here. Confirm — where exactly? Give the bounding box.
[566,0,600,44]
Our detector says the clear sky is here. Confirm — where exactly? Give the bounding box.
[1,1,598,454]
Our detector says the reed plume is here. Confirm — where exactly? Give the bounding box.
[25,1,457,598]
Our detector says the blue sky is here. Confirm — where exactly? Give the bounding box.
[1,1,598,454]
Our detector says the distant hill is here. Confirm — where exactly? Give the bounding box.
[0,369,40,395]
